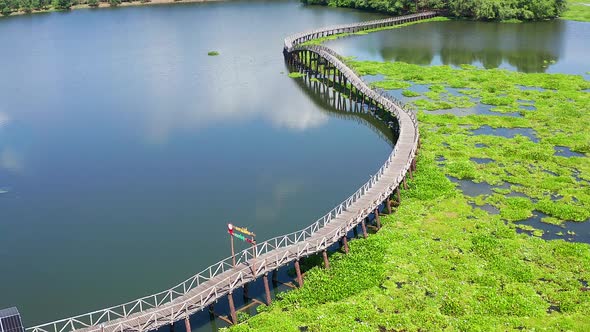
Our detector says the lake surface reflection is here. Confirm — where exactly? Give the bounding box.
[326,19,590,74]
[0,1,389,326]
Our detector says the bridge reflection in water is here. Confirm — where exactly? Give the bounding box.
[18,11,436,332]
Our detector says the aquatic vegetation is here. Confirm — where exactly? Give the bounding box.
[228,153,590,331]
[208,51,220,56]
[228,54,589,332]
[288,72,306,78]
[344,61,590,226]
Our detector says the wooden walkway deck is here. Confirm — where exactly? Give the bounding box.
[27,11,437,332]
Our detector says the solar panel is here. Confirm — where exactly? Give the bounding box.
[0,307,24,332]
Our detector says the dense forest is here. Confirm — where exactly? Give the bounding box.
[301,0,568,20]
[0,0,570,19]
[0,0,148,15]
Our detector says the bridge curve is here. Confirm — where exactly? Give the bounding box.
[27,11,438,332]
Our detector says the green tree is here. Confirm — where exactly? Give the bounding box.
[0,0,11,15]
[87,0,98,6]
[108,0,120,6]
[52,0,71,10]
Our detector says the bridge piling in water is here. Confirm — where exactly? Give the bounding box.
[342,236,349,254]
[184,317,191,332]
[227,292,237,325]
[294,260,303,287]
[263,273,272,305]
[361,218,368,238]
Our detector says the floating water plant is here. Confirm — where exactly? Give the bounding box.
[207,51,219,56]
[288,72,306,78]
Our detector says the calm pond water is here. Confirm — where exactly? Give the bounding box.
[325,19,590,75]
[0,0,390,327]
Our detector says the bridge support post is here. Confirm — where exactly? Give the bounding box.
[228,292,237,325]
[342,236,349,254]
[170,322,175,332]
[294,259,304,287]
[243,283,249,301]
[322,250,330,269]
[375,208,381,229]
[403,175,408,189]
[361,218,368,238]
[396,186,401,203]
[386,198,392,214]
[263,273,272,306]
[409,167,414,180]
[272,269,278,286]
[184,316,192,332]
[208,304,215,320]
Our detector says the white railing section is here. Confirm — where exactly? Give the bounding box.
[284,11,438,52]
[26,11,435,332]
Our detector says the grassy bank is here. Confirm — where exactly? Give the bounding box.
[562,0,590,22]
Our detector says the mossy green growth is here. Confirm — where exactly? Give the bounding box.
[227,154,590,332]
[401,89,420,97]
[561,0,590,22]
[288,72,306,78]
[346,60,590,224]
[207,51,220,56]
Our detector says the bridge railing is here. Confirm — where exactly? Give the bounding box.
[284,11,438,52]
[27,11,430,332]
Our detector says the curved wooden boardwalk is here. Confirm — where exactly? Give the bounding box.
[26,11,438,332]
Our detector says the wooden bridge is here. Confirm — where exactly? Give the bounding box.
[25,11,438,332]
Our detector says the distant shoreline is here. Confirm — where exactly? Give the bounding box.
[1,0,227,18]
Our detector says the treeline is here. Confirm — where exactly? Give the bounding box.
[0,0,152,15]
[302,0,568,21]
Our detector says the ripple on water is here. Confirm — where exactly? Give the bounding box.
[471,125,539,143]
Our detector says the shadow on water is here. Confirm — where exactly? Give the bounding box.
[290,63,400,149]
[152,61,403,332]
[471,125,539,142]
